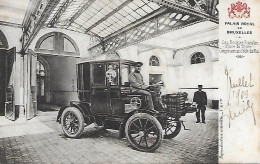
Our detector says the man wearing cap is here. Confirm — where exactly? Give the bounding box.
[128,62,159,112]
[193,85,207,123]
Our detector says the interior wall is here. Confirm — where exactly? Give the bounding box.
[41,55,79,106]
[0,25,22,50]
[168,46,219,106]
[0,25,23,106]
[118,45,219,107]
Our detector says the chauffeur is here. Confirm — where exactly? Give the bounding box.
[128,62,159,113]
[193,85,207,123]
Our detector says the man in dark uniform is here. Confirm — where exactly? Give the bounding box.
[193,85,207,123]
[128,62,160,113]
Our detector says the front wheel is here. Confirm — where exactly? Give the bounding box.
[125,113,163,152]
[61,107,85,138]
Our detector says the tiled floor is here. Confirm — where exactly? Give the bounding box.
[0,107,218,163]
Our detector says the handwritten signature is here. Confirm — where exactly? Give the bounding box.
[224,69,256,128]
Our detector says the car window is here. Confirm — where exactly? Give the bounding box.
[121,65,129,86]
[106,63,119,86]
[93,63,106,85]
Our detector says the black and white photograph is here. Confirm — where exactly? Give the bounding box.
[0,0,259,163]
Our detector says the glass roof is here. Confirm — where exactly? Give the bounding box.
[45,0,161,37]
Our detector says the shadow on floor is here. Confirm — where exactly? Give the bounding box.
[37,103,61,112]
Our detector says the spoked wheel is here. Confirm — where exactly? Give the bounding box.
[163,117,181,139]
[61,107,84,138]
[125,113,163,152]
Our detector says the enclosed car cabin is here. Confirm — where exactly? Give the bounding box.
[77,60,137,115]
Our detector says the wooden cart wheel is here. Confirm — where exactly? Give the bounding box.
[125,113,163,152]
[163,117,181,139]
[61,107,85,138]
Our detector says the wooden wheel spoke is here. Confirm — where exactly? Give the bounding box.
[138,137,143,145]
[69,126,73,133]
[132,134,140,139]
[165,128,171,134]
[144,136,148,148]
[132,122,140,129]
[138,119,143,128]
[72,126,78,133]
[143,119,148,129]
[66,125,71,130]
[130,129,139,134]
[147,132,156,136]
[146,125,156,133]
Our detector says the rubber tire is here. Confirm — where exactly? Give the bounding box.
[125,113,163,152]
[163,121,181,139]
[61,107,85,138]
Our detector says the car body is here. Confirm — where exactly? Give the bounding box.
[57,59,195,152]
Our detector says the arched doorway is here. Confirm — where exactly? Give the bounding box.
[0,30,16,120]
[36,55,50,105]
[35,32,80,106]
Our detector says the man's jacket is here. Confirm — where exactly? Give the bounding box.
[193,91,207,107]
[128,72,148,92]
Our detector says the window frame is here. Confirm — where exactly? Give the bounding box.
[149,55,160,66]
[190,52,205,65]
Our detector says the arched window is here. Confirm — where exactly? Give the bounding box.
[149,56,160,66]
[39,35,54,50]
[191,52,205,64]
[35,32,79,56]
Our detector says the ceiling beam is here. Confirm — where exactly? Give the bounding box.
[175,40,218,51]
[47,0,74,27]
[104,7,168,40]
[88,8,205,57]
[63,0,96,28]
[148,0,218,23]
[85,0,133,33]
[21,0,60,52]
[0,21,22,28]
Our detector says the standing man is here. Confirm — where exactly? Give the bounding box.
[128,62,159,113]
[193,85,207,123]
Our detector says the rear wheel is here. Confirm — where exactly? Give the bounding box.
[163,117,181,139]
[125,113,163,152]
[61,107,84,138]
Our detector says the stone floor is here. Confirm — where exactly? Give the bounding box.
[0,107,218,164]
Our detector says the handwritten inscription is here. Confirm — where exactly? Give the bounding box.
[224,69,256,128]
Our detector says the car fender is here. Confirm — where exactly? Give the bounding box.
[56,101,92,123]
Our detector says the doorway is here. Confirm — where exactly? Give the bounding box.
[37,60,46,104]
[0,48,16,120]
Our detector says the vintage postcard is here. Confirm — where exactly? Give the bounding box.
[0,0,259,163]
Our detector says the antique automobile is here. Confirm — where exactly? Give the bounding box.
[57,59,195,152]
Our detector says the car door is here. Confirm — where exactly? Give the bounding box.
[91,62,108,114]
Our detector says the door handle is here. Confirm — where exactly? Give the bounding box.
[104,89,107,92]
